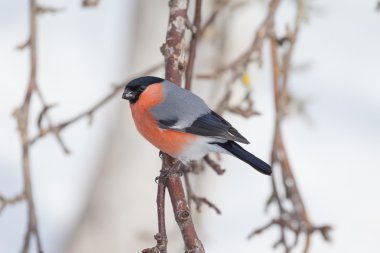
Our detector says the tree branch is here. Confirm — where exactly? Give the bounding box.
[143,162,168,253]
[12,0,44,252]
[203,154,225,175]
[183,172,221,215]
[29,62,163,145]
[196,0,280,80]
[185,0,202,90]
[28,0,227,148]
[0,193,25,214]
[248,4,332,252]
[159,1,205,252]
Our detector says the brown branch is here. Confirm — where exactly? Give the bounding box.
[29,62,163,145]
[36,5,64,14]
[248,6,332,253]
[0,193,25,214]
[197,3,220,36]
[196,0,280,79]
[183,169,221,215]
[82,0,99,7]
[163,157,204,252]
[28,0,226,147]
[16,38,31,50]
[226,91,261,118]
[247,219,277,239]
[156,180,167,250]
[156,1,205,252]
[203,154,225,175]
[2,0,65,251]
[185,0,202,90]
[11,1,44,252]
[35,86,71,153]
[143,164,168,253]
[6,1,226,252]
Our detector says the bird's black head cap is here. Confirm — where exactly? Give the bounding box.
[122,76,164,104]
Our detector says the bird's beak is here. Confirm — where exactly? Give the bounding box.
[122,90,135,100]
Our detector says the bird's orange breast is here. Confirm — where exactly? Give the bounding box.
[130,83,196,157]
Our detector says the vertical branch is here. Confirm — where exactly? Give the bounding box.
[248,4,331,252]
[13,0,44,252]
[185,0,202,90]
[23,0,37,104]
[161,0,205,252]
[161,0,188,83]
[144,175,168,253]
[156,181,167,246]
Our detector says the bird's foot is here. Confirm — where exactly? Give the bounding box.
[155,161,184,183]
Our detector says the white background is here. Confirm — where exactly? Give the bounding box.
[0,0,379,252]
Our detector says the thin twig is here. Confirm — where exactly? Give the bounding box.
[0,193,25,214]
[143,164,168,253]
[28,1,227,147]
[185,0,202,90]
[36,5,64,14]
[35,86,70,153]
[248,4,332,252]
[196,0,280,79]
[203,155,225,175]
[82,0,99,7]
[13,0,44,252]
[29,62,163,145]
[183,169,221,215]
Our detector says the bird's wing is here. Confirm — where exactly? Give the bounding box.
[150,81,249,144]
[180,111,250,144]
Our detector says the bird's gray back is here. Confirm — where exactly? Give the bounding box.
[150,80,210,128]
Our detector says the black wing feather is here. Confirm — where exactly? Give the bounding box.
[185,111,249,144]
[158,118,178,128]
[158,111,249,144]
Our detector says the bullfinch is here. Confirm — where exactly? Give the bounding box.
[122,76,272,175]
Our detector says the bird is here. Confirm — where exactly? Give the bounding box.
[122,76,272,175]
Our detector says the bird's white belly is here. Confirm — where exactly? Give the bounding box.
[174,137,226,162]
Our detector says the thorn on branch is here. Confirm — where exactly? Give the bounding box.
[191,196,221,215]
[188,160,205,174]
[183,168,222,215]
[247,219,276,239]
[276,36,290,46]
[227,106,260,118]
[35,86,71,154]
[203,155,225,175]
[0,193,25,214]
[265,192,275,212]
[82,0,99,7]
[185,15,197,34]
[227,91,260,118]
[37,104,58,130]
[142,233,168,253]
[16,38,31,50]
[36,5,64,15]
[314,225,333,242]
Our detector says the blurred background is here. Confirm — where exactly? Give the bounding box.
[0,0,379,252]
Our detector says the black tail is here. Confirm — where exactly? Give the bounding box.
[216,141,272,175]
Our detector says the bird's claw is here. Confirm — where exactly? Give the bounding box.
[155,162,184,183]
